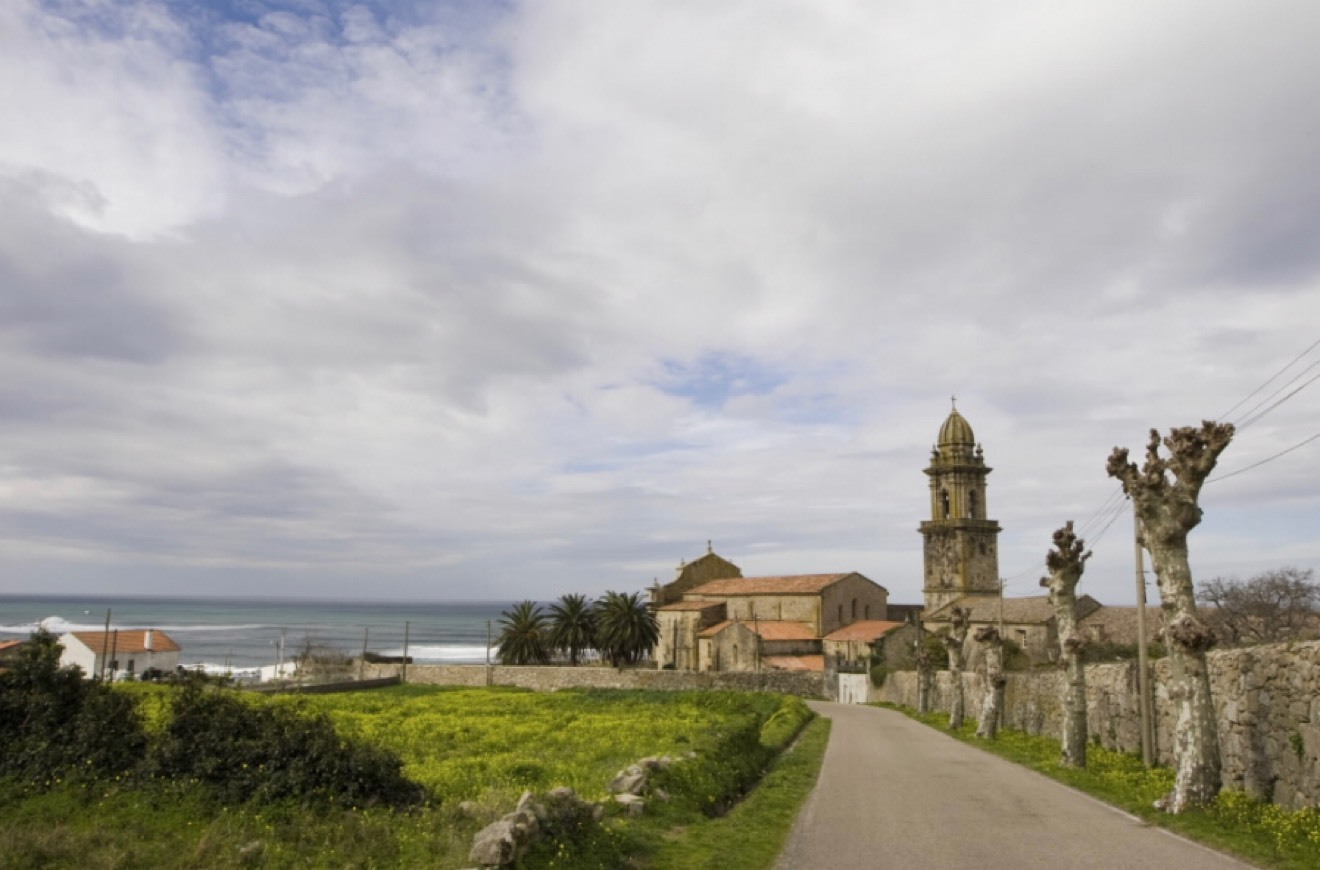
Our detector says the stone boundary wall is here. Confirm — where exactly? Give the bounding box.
[879,639,1320,809]
[359,662,826,698]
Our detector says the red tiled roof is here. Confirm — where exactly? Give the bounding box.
[824,620,905,642]
[658,601,727,612]
[0,640,23,652]
[751,621,819,641]
[926,594,1102,625]
[699,620,737,638]
[762,655,826,672]
[688,573,855,596]
[68,630,181,654]
[698,620,819,640]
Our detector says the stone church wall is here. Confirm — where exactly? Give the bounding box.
[360,662,827,697]
[879,639,1320,809]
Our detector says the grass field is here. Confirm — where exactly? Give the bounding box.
[0,685,824,869]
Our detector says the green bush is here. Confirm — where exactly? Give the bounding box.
[0,629,146,787]
[145,681,424,809]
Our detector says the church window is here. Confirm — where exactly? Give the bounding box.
[940,489,951,518]
[968,490,979,518]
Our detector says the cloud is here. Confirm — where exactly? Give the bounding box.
[0,0,1317,606]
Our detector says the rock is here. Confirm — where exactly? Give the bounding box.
[652,787,670,802]
[614,793,646,816]
[469,818,519,867]
[609,764,648,796]
[237,840,264,865]
[457,800,479,818]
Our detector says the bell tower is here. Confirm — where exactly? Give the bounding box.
[920,402,1001,614]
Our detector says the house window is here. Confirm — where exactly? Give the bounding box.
[838,604,843,625]
[865,604,871,619]
[127,659,135,675]
[851,599,857,620]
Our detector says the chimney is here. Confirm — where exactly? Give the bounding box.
[143,630,154,651]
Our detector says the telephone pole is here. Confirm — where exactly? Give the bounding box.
[1134,500,1155,767]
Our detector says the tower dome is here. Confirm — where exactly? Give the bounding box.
[938,407,975,448]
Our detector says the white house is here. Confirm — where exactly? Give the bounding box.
[60,629,181,679]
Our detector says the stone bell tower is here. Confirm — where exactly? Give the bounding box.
[920,402,1001,614]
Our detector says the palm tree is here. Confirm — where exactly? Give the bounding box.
[547,594,596,666]
[496,600,551,665]
[593,591,659,667]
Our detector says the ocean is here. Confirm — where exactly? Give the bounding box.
[0,595,508,677]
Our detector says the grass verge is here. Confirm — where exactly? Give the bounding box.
[883,704,1320,870]
[641,715,831,869]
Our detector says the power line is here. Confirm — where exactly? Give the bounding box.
[1077,485,1125,538]
[1219,335,1320,421]
[1207,429,1320,485]
[1236,367,1320,432]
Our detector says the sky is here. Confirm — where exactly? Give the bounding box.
[1,0,1318,607]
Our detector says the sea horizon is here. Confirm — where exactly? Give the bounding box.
[0,593,513,674]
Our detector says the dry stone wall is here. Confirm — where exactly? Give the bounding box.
[359,662,826,697]
[879,639,1320,809]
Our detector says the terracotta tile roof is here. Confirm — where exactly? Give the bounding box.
[658,601,727,612]
[926,594,1102,625]
[67,630,181,654]
[699,620,737,638]
[0,640,23,653]
[688,573,856,596]
[750,621,819,641]
[762,655,826,672]
[1078,606,1164,644]
[824,620,906,642]
[698,620,819,640]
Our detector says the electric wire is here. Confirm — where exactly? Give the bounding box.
[1235,367,1320,432]
[1207,429,1320,485]
[1219,335,1320,422]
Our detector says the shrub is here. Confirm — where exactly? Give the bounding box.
[0,629,146,787]
[145,681,424,809]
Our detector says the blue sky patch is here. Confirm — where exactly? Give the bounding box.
[656,352,786,410]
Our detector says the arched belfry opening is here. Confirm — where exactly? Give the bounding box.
[920,402,1002,614]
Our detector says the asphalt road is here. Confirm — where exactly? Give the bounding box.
[776,702,1255,870]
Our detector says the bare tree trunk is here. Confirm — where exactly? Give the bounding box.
[974,625,1005,739]
[944,607,970,729]
[1108,422,1233,813]
[1042,521,1092,768]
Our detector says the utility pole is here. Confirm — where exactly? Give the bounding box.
[109,630,119,681]
[359,627,369,681]
[1134,500,1155,767]
[998,577,1005,639]
[401,621,410,684]
[485,620,493,687]
[100,609,112,681]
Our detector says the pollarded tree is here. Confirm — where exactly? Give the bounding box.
[496,600,551,665]
[1041,521,1092,768]
[944,606,971,729]
[594,591,659,667]
[973,625,1005,739]
[548,593,597,666]
[1107,421,1233,813]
